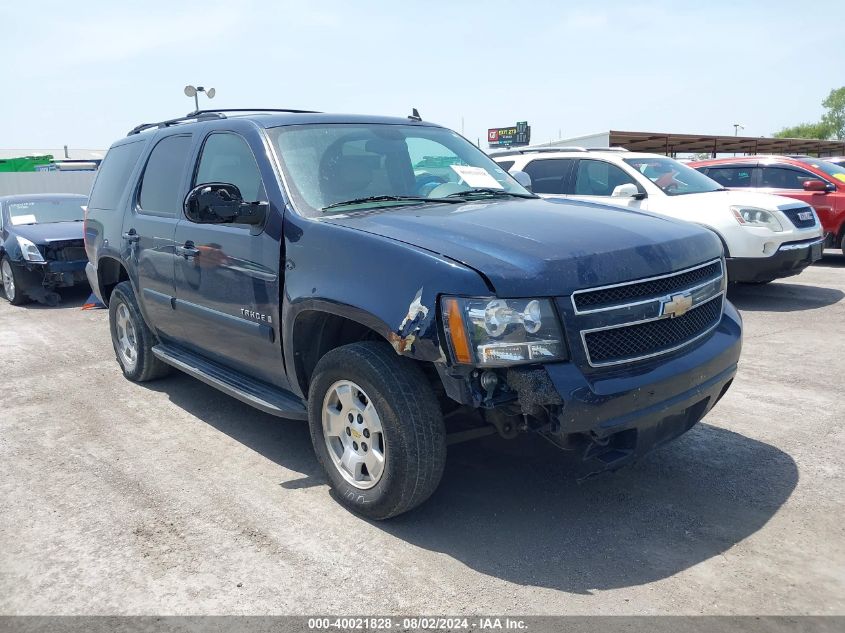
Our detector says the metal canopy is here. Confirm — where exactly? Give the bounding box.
[608,130,845,157]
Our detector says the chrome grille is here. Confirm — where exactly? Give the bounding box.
[781,206,817,229]
[573,260,722,312]
[572,258,725,368]
[583,296,722,365]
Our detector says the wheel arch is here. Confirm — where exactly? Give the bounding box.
[286,304,398,399]
[96,256,130,305]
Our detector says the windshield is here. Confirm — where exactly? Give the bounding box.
[800,158,845,183]
[624,157,723,196]
[7,198,87,225]
[269,123,532,216]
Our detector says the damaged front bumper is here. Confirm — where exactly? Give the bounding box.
[440,302,742,470]
[9,259,89,300]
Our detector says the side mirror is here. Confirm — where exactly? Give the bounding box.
[184,183,267,226]
[802,179,832,193]
[611,183,644,199]
[510,170,532,192]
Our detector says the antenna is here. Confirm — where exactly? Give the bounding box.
[408,108,422,122]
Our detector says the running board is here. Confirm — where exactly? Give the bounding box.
[152,344,308,420]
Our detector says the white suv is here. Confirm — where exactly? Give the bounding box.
[494,149,825,283]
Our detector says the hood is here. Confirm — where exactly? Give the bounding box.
[322,197,722,296]
[654,189,809,212]
[10,221,84,244]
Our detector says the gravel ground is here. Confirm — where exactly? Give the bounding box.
[1,254,843,616]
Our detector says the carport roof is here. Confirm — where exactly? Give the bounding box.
[608,130,845,157]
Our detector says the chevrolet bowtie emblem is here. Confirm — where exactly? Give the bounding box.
[662,293,693,318]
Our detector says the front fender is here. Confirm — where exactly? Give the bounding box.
[282,213,490,389]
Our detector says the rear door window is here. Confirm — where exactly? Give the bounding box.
[573,159,637,196]
[88,141,145,211]
[522,159,573,194]
[138,135,193,216]
[760,166,818,190]
[704,166,754,188]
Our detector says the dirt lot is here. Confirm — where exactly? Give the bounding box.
[1,255,843,616]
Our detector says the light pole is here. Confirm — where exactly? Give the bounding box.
[184,85,216,112]
[733,123,745,136]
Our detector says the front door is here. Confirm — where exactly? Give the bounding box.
[566,158,647,211]
[123,134,193,343]
[172,131,285,387]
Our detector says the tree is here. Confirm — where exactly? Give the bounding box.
[773,121,832,140]
[772,86,845,140]
[821,87,845,139]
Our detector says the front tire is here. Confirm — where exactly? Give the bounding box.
[308,342,446,519]
[1,257,29,305]
[108,281,171,382]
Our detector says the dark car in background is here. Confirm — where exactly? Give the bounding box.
[691,156,845,254]
[0,194,89,305]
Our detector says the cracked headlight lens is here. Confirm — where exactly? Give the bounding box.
[441,297,567,366]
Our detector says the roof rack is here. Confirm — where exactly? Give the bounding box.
[489,147,587,157]
[490,146,632,157]
[126,108,321,136]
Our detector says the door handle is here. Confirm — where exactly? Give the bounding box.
[122,230,139,243]
[176,242,201,258]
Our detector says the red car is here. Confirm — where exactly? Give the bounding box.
[691,156,845,254]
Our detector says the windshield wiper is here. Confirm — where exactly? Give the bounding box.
[322,195,443,212]
[443,188,536,199]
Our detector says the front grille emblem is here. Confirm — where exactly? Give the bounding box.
[661,293,693,318]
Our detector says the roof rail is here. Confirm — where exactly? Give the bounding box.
[489,147,588,157]
[126,107,321,136]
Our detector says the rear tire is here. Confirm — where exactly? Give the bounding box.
[108,281,171,382]
[307,341,446,520]
[1,257,30,305]
[840,231,845,257]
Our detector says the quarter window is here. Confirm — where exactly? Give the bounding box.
[138,135,193,216]
[704,166,753,188]
[574,160,637,196]
[195,133,266,201]
[523,159,573,194]
[88,141,145,211]
[760,166,817,190]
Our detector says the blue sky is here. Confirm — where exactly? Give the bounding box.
[2,0,843,150]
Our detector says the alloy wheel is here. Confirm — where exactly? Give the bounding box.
[321,380,386,489]
[114,302,139,372]
[1,260,15,302]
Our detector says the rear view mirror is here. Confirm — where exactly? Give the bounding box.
[612,183,641,198]
[802,179,834,193]
[510,170,532,192]
[184,183,267,226]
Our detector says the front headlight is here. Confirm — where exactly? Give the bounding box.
[730,206,783,232]
[16,236,45,262]
[441,296,567,366]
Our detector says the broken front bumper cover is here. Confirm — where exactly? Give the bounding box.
[11,258,89,295]
[510,302,742,468]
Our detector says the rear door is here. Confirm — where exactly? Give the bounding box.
[700,164,756,190]
[520,158,574,197]
[565,158,646,210]
[123,134,193,342]
[172,130,285,387]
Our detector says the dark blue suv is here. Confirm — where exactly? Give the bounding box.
[84,109,742,519]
